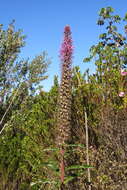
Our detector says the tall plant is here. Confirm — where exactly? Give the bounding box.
[57,25,73,186]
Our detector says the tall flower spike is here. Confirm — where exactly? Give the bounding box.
[57,25,73,146]
[57,26,73,185]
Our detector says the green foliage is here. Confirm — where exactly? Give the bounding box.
[0,22,52,190]
[84,6,127,109]
[0,22,25,110]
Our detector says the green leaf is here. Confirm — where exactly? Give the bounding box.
[106,6,114,13]
[64,176,75,184]
[66,165,93,170]
[83,57,91,63]
[124,13,127,21]
[43,148,59,152]
[66,144,85,148]
[114,15,121,22]
[99,33,107,40]
[99,8,106,16]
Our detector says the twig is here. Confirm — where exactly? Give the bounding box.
[85,111,91,190]
[0,87,20,135]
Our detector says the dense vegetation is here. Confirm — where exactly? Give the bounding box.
[0,7,127,190]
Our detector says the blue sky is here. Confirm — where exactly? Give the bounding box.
[0,0,127,91]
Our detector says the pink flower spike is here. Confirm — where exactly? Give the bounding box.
[60,25,73,64]
[119,92,125,97]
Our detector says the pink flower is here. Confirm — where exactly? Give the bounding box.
[121,70,127,76]
[60,25,73,63]
[119,92,125,97]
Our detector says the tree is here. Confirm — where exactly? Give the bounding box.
[0,22,51,132]
[84,7,127,108]
[0,22,51,190]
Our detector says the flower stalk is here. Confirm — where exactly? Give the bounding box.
[57,25,73,185]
